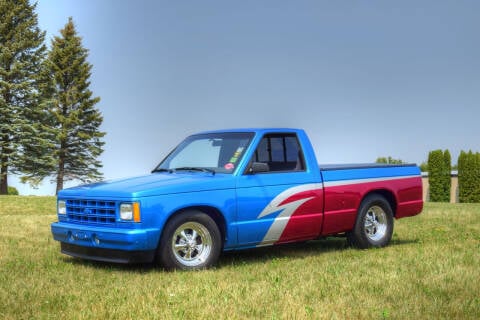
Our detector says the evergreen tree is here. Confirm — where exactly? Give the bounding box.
[457,150,480,203]
[44,18,105,194]
[442,150,451,202]
[458,151,468,202]
[428,150,447,202]
[0,0,51,194]
[471,152,480,203]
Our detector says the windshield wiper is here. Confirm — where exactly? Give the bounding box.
[172,167,216,175]
[151,168,173,173]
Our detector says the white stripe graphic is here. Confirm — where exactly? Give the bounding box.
[323,175,416,188]
[257,183,323,246]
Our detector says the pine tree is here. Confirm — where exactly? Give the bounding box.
[457,150,480,203]
[45,18,105,194]
[458,151,464,202]
[472,152,480,203]
[458,151,474,202]
[0,0,51,194]
[458,151,468,202]
[428,150,446,202]
[442,150,451,202]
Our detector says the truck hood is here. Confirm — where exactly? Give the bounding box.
[58,172,236,199]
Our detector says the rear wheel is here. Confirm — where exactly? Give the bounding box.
[347,194,394,249]
[157,211,222,270]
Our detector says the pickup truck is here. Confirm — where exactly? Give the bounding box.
[51,128,423,270]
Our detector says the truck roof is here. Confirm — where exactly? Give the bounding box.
[196,128,305,135]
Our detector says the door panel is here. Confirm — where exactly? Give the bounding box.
[234,133,324,247]
[235,172,323,247]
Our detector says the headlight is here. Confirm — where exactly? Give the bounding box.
[120,202,141,222]
[120,203,133,220]
[58,200,66,215]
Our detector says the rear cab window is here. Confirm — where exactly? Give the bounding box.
[248,133,305,173]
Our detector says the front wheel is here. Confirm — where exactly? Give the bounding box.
[157,211,222,270]
[347,194,394,249]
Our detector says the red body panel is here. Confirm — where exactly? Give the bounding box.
[274,176,423,242]
[276,188,324,243]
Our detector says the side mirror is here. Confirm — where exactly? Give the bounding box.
[248,162,269,174]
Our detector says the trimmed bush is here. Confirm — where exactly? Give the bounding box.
[7,186,19,195]
[428,150,450,202]
[443,150,451,201]
[458,151,480,203]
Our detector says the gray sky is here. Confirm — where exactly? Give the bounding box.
[12,0,480,195]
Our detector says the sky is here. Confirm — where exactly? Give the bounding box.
[10,0,480,195]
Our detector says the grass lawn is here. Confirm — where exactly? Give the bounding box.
[0,196,479,319]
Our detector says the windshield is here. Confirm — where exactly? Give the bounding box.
[154,132,254,174]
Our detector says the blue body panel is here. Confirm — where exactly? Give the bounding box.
[51,128,423,262]
[321,165,420,182]
[51,222,159,251]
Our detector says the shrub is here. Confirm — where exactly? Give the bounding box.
[458,151,480,203]
[375,157,404,164]
[428,150,450,202]
[443,150,452,201]
[7,186,19,195]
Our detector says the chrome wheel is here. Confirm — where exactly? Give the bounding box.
[171,222,212,267]
[364,205,388,241]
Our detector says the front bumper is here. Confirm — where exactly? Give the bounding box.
[51,222,160,264]
[60,243,155,264]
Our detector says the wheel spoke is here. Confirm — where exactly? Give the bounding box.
[175,243,188,251]
[179,230,188,241]
[191,229,198,241]
[365,212,374,234]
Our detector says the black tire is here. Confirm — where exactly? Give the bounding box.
[157,211,222,270]
[347,194,394,249]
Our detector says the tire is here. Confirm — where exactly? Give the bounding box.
[347,194,394,249]
[157,211,222,270]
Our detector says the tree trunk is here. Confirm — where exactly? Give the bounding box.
[0,162,8,195]
[0,133,9,195]
[56,145,65,195]
[1,63,12,195]
[56,158,64,195]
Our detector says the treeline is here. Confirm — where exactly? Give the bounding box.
[0,1,104,195]
[426,149,480,203]
[377,150,480,203]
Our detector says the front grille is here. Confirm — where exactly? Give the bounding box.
[66,199,117,225]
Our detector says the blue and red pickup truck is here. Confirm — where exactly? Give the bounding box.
[51,128,423,270]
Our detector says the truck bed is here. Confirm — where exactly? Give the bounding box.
[319,163,417,171]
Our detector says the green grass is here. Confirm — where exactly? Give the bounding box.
[0,197,479,319]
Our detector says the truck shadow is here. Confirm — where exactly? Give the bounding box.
[61,256,157,273]
[60,237,419,272]
[218,237,419,268]
[218,238,347,267]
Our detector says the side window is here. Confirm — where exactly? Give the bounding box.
[251,133,305,173]
[256,137,269,162]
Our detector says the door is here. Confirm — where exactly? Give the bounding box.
[235,133,324,247]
